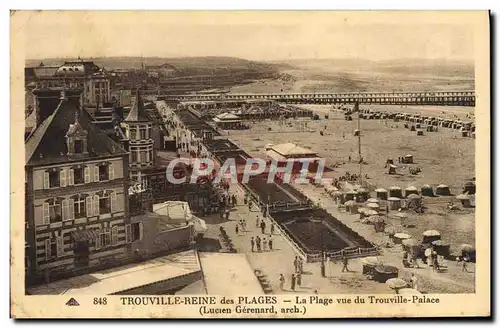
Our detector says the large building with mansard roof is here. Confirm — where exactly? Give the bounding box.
[24,89,135,285]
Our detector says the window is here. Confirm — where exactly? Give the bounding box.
[99,195,111,214]
[49,201,62,223]
[130,128,137,140]
[45,237,63,259]
[140,151,147,163]
[74,168,84,185]
[99,165,109,181]
[140,128,147,139]
[131,151,138,163]
[74,196,86,219]
[74,140,83,153]
[99,229,111,248]
[125,223,143,243]
[49,171,60,188]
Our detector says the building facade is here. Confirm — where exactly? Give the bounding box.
[25,60,111,108]
[121,90,155,188]
[25,90,133,285]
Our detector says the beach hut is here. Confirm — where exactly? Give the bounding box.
[431,240,451,257]
[387,197,401,210]
[354,129,360,136]
[373,265,399,283]
[375,188,388,200]
[463,181,476,195]
[461,130,469,137]
[426,125,434,132]
[416,123,421,129]
[410,125,416,131]
[357,187,370,202]
[345,190,358,202]
[402,238,420,256]
[456,194,473,208]
[388,164,398,175]
[422,230,441,244]
[421,184,434,197]
[344,200,359,215]
[389,186,403,198]
[403,154,414,164]
[435,184,451,196]
[367,198,379,204]
[369,216,386,232]
[386,158,394,165]
[404,186,419,198]
[416,129,424,136]
[394,212,408,226]
[406,193,422,209]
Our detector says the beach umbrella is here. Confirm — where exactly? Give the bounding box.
[424,248,433,257]
[394,212,408,219]
[346,190,358,195]
[387,197,401,201]
[386,278,408,289]
[407,194,421,200]
[405,186,418,192]
[367,198,379,203]
[364,209,379,216]
[460,244,475,253]
[431,240,449,246]
[366,202,380,209]
[344,200,356,207]
[399,288,422,295]
[402,238,419,247]
[423,230,440,237]
[361,257,382,266]
[389,186,401,191]
[384,226,397,235]
[369,216,385,224]
[375,188,387,193]
[394,233,411,240]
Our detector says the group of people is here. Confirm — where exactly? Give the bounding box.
[250,235,273,253]
[279,256,306,291]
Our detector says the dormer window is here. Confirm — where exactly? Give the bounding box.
[74,140,83,153]
[65,111,89,156]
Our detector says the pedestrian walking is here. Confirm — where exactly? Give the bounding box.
[296,272,302,287]
[279,274,285,290]
[268,236,273,250]
[235,224,239,235]
[291,274,296,291]
[341,254,350,272]
[248,199,253,211]
[250,237,255,252]
[461,257,469,272]
[294,256,299,273]
[271,223,275,235]
[260,220,266,234]
[298,258,304,273]
[256,216,260,228]
[256,236,261,252]
[262,238,267,251]
[410,273,418,291]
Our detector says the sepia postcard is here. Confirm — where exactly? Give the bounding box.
[10,10,490,318]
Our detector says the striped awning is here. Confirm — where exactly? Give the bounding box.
[71,229,100,242]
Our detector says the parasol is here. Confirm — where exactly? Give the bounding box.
[405,186,418,191]
[394,233,411,240]
[423,230,440,237]
[389,186,401,190]
[402,238,419,247]
[367,198,380,203]
[431,240,450,247]
[388,197,401,201]
[386,278,408,289]
[384,226,397,235]
[369,215,385,224]
[346,190,358,195]
[399,288,422,295]
[361,257,382,266]
[375,188,388,193]
[407,194,421,200]
[366,203,380,209]
[364,209,379,216]
[424,248,433,257]
[460,244,475,253]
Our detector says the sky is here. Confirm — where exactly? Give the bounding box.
[14,11,477,62]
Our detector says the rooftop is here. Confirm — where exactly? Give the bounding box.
[268,142,318,157]
[25,99,127,166]
[124,89,150,122]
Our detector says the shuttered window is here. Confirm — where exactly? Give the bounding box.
[111,226,118,245]
[125,224,132,244]
[68,169,75,185]
[42,203,50,225]
[43,172,50,189]
[56,236,64,257]
[60,170,67,187]
[110,193,117,213]
[45,239,51,260]
[85,196,93,217]
[84,167,91,183]
[108,164,114,180]
[93,166,99,182]
[93,195,100,216]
